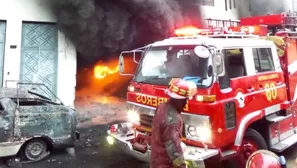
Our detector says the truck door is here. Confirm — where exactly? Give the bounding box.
[218,48,258,128]
[0,98,14,143]
[252,47,287,111]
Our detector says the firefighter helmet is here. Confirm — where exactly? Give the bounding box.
[165,78,197,99]
[245,150,286,168]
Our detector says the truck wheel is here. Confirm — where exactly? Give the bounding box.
[23,139,48,161]
[223,128,267,168]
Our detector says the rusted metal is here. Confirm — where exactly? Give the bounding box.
[0,84,79,161]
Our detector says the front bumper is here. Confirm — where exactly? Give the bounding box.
[107,127,219,168]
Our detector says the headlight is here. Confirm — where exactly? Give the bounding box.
[127,110,140,123]
[106,136,114,145]
[182,113,212,143]
[186,125,212,143]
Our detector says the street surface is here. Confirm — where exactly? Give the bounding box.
[0,125,149,168]
[0,124,297,168]
[0,95,297,168]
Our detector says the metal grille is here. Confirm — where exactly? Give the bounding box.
[20,23,58,100]
[139,113,186,136]
[140,114,153,128]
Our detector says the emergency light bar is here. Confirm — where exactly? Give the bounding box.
[174,26,201,36]
[175,25,267,37]
[174,26,258,38]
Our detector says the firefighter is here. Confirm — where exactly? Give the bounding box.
[245,150,287,168]
[150,78,197,168]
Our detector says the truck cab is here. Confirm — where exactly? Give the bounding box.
[107,13,297,168]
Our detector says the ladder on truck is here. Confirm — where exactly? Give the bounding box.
[282,11,297,29]
[267,11,297,36]
[205,18,240,29]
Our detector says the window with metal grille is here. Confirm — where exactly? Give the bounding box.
[229,0,232,9]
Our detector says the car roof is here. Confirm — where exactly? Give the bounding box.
[0,87,43,99]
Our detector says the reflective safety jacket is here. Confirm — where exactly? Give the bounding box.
[151,102,186,168]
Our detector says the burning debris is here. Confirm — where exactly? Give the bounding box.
[49,0,202,60]
[94,64,119,79]
[74,59,130,126]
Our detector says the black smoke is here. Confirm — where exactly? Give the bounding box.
[49,0,202,61]
[249,0,288,16]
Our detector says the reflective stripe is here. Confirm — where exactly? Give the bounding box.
[265,104,281,116]
[173,154,186,167]
[164,140,178,161]
[234,110,261,146]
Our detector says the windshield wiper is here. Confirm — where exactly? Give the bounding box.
[28,91,52,100]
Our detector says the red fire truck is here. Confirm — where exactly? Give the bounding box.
[107,11,297,168]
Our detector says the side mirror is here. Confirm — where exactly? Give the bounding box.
[119,55,125,74]
[212,53,225,77]
[118,49,145,76]
[118,54,134,76]
[194,46,210,58]
[133,52,142,64]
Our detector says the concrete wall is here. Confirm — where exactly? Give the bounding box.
[200,0,239,20]
[0,0,77,107]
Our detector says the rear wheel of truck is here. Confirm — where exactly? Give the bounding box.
[222,128,268,168]
[23,139,49,161]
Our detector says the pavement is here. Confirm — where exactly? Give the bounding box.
[1,123,297,168]
[1,95,297,168]
[0,124,149,168]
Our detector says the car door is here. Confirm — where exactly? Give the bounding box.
[0,98,15,143]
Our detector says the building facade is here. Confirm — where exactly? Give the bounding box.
[0,0,76,107]
[199,0,297,26]
[199,0,240,20]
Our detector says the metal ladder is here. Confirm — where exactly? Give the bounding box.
[205,18,240,29]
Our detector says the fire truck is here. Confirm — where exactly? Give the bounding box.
[106,11,297,168]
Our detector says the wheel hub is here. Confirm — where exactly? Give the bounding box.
[30,144,43,156]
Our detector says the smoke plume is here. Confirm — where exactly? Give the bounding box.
[249,0,288,16]
[49,0,202,60]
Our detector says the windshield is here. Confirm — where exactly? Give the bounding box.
[134,45,213,87]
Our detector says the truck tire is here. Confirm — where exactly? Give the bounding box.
[222,128,268,168]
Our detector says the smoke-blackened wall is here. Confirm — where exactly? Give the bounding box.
[49,0,202,61]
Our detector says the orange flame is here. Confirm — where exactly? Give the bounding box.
[94,65,119,79]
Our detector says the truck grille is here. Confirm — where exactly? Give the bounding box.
[139,114,185,136]
[140,114,153,128]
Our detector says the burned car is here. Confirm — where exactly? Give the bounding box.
[0,84,79,162]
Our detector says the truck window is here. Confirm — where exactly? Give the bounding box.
[219,48,246,89]
[252,48,275,73]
